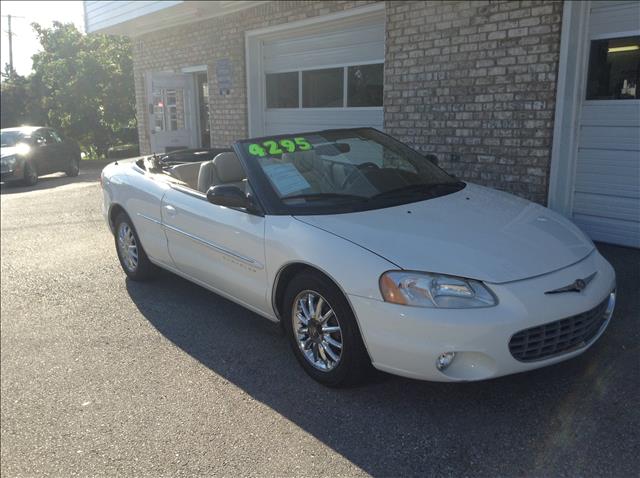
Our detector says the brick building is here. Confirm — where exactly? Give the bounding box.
[84,1,639,247]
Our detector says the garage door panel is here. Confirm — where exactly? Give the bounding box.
[578,126,640,150]
[573,213,640,248]
[580,102,640,127]
[573,192,640,222]
[568,1,640,247]
[263,23,384,72]
[589,1,640,37]
[575,149,640,198]
[250,10,385,137]
[264,45,385,74]
[264,109,383,135]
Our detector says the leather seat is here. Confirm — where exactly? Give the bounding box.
[281,150,330,192]
[197,152,246,193]
[170,162,201,189]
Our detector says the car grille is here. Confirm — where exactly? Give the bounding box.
[509,297,610,362]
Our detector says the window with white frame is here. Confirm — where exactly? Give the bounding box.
[265,63,383,109]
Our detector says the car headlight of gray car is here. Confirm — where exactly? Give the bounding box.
[1,155,18,169]
[380,271,497,308]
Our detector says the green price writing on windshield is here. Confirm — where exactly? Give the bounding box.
[247,137,312,157]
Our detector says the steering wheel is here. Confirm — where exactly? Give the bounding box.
[341,162,379,190]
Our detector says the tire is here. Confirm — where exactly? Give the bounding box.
[23,161,38,186]
[66,157,80,177]
[114,212,156,281]
[283,270,373,387]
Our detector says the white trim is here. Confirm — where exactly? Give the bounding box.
[548,0,592,216]
[181,65,207,73]
[245,4,386,137]
[90,1,268,37]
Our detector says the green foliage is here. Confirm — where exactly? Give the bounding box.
[0,22,136,157]
[0,65,46,127]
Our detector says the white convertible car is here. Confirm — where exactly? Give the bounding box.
[101,128,616,387]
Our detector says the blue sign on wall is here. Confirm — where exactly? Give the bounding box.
[216,58,233,95]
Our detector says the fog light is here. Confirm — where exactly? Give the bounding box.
[436,352,456,371]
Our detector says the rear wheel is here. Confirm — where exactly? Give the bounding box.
[66,157,80,177]
[283,271,372,387]
[114,212,156,281]
[23,161,38,186]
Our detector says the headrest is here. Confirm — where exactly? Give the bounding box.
[213,152,245,183]
[282,150,317,173]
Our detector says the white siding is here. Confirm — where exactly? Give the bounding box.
[84,1,182,33]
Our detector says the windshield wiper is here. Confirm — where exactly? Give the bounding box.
[369,182,464,201]
[281,192,366,202]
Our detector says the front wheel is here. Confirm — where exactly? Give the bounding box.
[283,271,373,387]
[114,212,156,281]
[23,161,38,186]
[66,157,80,177]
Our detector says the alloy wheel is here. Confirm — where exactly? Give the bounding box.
[117,222,139,272]
[292,290,343,371]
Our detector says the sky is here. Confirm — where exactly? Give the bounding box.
[1,0,85,77]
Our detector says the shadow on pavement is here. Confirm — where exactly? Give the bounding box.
[0,163,106,195]
[126,243,639,476]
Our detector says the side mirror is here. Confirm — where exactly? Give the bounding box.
[206,185,250,209]
[425,154,439,166]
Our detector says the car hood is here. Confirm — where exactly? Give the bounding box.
[1,146,19,158]
[294,183,594,284]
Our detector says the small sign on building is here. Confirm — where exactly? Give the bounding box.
[216,58,233,95]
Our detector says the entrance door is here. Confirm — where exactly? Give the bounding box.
[147,72,197,153]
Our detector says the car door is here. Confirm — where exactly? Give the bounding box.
[31,129,62,174]
[29,130,52,174]
[48,129,71,169]
[161,184,269,315]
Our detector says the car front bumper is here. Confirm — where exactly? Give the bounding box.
[0,162,25,182]
[349,249,616,382]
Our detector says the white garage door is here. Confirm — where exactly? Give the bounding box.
[246,7,384,137]
[572,1,640,248]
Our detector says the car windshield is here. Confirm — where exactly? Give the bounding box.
[236,128,464,214]
[1,131,23,148]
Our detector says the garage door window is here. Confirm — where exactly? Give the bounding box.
[586,35,639,100]
[266,63,383,109]
[266,72,299,108]
[347,64,383,107]
[302,68,344,107]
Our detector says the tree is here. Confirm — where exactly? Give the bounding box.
[1,22,136,157]
[0,65,46,127]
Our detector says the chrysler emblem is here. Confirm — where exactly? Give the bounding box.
[545,272,597,294]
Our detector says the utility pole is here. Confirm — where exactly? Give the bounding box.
[2,14,25,75]
[8,14,13,71]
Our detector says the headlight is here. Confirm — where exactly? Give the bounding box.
[15,143,31,156]
[379,271,497,308]
[1,155,17,168]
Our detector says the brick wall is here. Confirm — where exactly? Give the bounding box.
[384,1,563,203]
[132,1,375,154]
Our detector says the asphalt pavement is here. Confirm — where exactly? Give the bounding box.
[1,167,638,477]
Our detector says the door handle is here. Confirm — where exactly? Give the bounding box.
[164,204,177,217]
